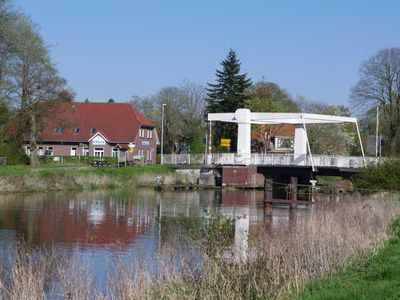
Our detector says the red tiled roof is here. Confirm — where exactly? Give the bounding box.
[271,124,295,137]
[39,102,154,143]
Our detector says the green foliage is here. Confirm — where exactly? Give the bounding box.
[206,49,252,151]
[245,81,299,143]
[354,159,400,191]
[300,218,400,300]
[0,142,29,165]
[245,81,299,113]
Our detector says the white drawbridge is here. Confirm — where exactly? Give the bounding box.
[207,109,366,169]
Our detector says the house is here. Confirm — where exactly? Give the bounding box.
[251,124,294,153]
[24,102,159,163]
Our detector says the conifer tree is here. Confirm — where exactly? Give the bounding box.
[206,49,252,152]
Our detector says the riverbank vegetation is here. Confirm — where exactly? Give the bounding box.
[300,218,400,299]
[0,195,398,299]
[0,164,175,193]
[354,159,400,192]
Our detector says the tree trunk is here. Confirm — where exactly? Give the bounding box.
[29,110,40,165]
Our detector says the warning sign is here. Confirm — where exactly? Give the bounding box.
[220,139,231,148]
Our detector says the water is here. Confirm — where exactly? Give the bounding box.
[0,188,311,293]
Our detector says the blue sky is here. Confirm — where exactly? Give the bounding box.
[14,0,400,106]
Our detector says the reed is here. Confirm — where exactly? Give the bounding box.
[0,195,398,299]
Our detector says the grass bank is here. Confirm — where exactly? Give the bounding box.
[0,164,178,193]
[299,218,400,300]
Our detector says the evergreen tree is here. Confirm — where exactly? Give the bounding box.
[206,49,252,152]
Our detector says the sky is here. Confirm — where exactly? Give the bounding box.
[13,0,400,107]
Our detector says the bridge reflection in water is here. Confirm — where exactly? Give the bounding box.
[0,189,333,285]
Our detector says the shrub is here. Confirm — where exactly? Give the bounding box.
[0,142,29,165]
[354,159,400,191]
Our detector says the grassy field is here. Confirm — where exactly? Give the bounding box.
[299,219,400,300]
[0,164,173,176]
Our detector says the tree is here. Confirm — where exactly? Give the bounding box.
[245,81,299,113]
[7,16,66,165]
[132,82,206,154]
[206,49,252,151]
[351,48,400,155]
[0,0,16,106]
[245,81,299,143]
[298,99,357,155]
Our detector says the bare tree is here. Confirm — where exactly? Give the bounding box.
[8,16,66,165]
[351,48,400,154]
[131,82,206,154]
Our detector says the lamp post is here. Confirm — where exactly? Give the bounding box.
[161,103,166,165]
[375,105,380,158]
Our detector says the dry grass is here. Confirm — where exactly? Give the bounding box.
[0,195,398,299]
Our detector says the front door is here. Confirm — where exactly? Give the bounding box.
[94,148,104,158]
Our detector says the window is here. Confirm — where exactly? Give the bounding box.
[149,129,153,139]
[112,148,118,157]
[38,147,44,156]
[275,137,294,149]
[46,147,53,156]
[90,128,96,134]
[74,127,80,134]
[83,148,90,157]
[70,147,77,156]
[26,146,31,156]
[139,129,144,138]
[138,149,143,157]
[94,148,104,158]
[147,149,152,161]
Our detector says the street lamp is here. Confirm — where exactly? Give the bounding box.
[161,103,166,165]
[376,105,382,158]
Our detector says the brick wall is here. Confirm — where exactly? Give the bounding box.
[221,166,258,186]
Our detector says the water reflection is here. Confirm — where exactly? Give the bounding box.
[0,188,319,287]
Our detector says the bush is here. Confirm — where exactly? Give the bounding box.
[0,142,30,165]
[354,159,400,191]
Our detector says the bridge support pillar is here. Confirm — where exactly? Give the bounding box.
[290,176,298,209]
[264,178,273,202]
[236,109,251,165]
[294,125,307,165]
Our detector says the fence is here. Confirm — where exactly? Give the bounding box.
[162,153,379,168]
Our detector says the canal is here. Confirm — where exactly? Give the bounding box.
[0,188,331,296]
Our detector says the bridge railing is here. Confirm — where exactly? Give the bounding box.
[163,154,205,165]
[162,153,379,168]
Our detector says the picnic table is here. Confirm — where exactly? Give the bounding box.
[91,160,109,167]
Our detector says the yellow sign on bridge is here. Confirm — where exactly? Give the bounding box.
[220,138,231,148]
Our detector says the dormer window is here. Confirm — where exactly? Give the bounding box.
[74,127,80,134]
[53,127,64,134]
[90,127,96,134]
